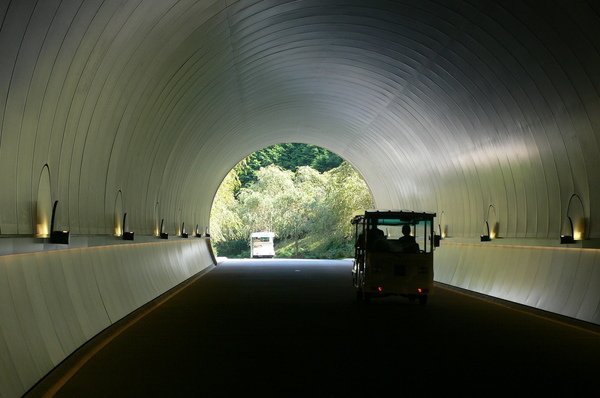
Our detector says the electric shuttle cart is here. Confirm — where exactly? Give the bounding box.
[351,210,439,304]
[250,231,275,258]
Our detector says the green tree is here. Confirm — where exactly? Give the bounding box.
[276,166,325,256]
[210,153,373,258]
[306,162,373,257]
[210,168,244,243]
[236,165,325,257]
[236,143,343,187]
[324,162,373,239]
[237,165,295,233]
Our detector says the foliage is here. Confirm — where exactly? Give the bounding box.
[323,161,374,240]
[213,238,249,258]
[210,144,373,259]
[209,169,244,242]
[237,165,295,234]
[236,143,343,188]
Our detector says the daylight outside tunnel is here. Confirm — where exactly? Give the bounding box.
[209,143,374,259]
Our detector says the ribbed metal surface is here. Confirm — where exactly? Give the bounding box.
[0,0,598,239]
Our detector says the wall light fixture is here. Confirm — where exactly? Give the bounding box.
[480,221,491,242]
[160,219,168,239]
[181,222,188,238]
[122,213,134,240]
[560,216,575,244]
[480,205,498,242]
[432,224,442,247]
[49,200,70,244]
[561,193,585,244]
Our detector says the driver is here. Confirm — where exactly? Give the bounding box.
[398,225,419,252]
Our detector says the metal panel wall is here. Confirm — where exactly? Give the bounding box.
[0,0,597,241]
[0,239,215,398]
[435,242,600,325]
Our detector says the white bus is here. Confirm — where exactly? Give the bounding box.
[250,231,275,258]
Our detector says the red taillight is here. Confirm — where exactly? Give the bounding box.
[377,286,383,292]
[417,288,429,294]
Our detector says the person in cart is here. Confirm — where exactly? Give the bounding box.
[355,221,385,249]
[398,224,419,252]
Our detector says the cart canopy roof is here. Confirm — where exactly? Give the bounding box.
[352,210,436,225]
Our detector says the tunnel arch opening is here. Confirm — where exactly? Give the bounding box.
[209,143,374,259]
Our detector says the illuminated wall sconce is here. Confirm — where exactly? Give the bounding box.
[49,200,70,244]
[36,164,52,238]
[436,211,447,242]
[560,216,575,244]
[180,222,188,238]
[195,224,202,237]
[122,213,134,241]
[561,194,585,244]
[480,205,498,242]
[433,223,443,246]
[433,234,441,247]
[204,226,210,238]
[480,221,491,242]
[160,219,168,239]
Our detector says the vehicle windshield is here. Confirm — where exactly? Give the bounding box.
[252,236,271,243]
[381,220,427,238]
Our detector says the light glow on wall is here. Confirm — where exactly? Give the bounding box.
[36,165,52,238]
[574,218,585,241]
[36,222,49,238]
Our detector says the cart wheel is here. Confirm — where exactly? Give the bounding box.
[419,295,428,305]
[357,288,370,304]
[363,292,371,304]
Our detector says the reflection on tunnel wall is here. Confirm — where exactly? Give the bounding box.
[0,1,598,244]
[35,165,52,238]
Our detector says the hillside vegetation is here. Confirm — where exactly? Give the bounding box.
[210,144,373,258]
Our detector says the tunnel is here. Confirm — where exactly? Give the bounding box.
[1,1,599,396]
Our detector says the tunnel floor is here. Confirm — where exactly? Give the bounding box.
[29,258,600,397]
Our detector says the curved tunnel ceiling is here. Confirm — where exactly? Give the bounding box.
[0,0,598,240]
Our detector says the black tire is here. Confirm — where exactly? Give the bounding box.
[363,292,371,304]
[418,295,428,305]
[356,288,371,304]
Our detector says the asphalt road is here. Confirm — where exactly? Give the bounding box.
[33,258,600,397]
